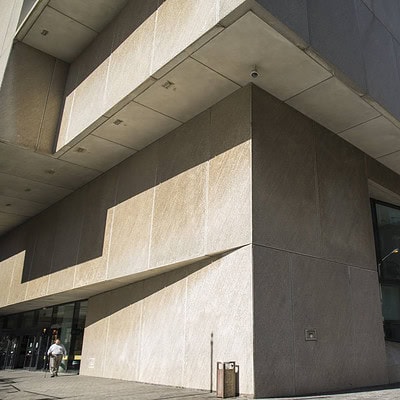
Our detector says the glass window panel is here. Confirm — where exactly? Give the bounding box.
[376,203,400,282]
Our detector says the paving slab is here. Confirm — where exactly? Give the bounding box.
[1,370,400,400]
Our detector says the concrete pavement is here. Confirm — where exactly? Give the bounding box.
[1,369,400,400]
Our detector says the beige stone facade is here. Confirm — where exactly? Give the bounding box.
[3,1,400,398]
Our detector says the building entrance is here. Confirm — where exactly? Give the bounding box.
[0,300,87,372]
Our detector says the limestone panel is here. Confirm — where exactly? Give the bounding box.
[253,246,294,398]
[151,166,206,268]
[363,0,400,43]
[73,211,112,288]
[207,87,252,254]
[7,252,28,305]
[102,287,143,381]
[156,111,210,184]
[151,0,218,74]
[307,0,366,91]
[47,267,76,295]
[252,86,320,256]
[207,143,251,254]
[77,171,117,265]
[138,271,187,386]
[349,267,388,386]
[67,58,109,143]
[27,207,58,281]
[116,143,157,203]
[37,59,69,154]
[150,112,209,268]
[219,0,248,20]
[0,43,55,149]
[51,188,85,273]
[0,1,18,54]
[137,58,239,123]
[107,189,154,279]
[184,246,254,394]
[71,17,114,88]
[105,14,155,111]
[80,294,110,377]
[366,156,400,197]
[0,0,23,87]
[111,0,159,52]
[356,1,400,121]
[292,255,354,395]
[74,171,117,287]
[316,130,376,269]
[0,141,101,190]
[25,275,50,301]
[0,255,16,307]
[210,86,251,158]
[60,135,135,172]
[56,91,75,151]
[256,0,309,43]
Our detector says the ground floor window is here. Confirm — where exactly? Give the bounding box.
[0,299,87,371]
[372,199,400,341]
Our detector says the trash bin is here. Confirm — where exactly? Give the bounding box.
[216,361,236,398]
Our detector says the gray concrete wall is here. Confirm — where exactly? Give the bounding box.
[0,86,252,308]
[0,42,68,153]
[252,86,388,397]
[0,0,23,88]
[81,246,254,394]
[256,0,400,122]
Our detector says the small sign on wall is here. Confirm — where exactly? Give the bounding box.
[88,358,95,368]
[305,329,317,341]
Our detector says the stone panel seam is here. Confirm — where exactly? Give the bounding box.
[149,8,159,77]
[47,5,98,34]
[181,277,189,387]
[35,57,56,152]
[252,242,376,271]
[102,316,111,377]
[105,208,115,278]
[73,192,86,288]
[190,55,243,87]
[289,253,296,395]
[147,184,157,269]
[204,155,210,252]
[347,265,357,380]
[1,0,17,54]
[313,125,323,258]
[137,299,144,380]
[360,0,400,51]
[6,256,16,304]
[65,91,76,144]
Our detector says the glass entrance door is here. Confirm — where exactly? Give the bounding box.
[23,336,35,368]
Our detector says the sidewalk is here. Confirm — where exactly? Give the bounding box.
[1,369,400,399]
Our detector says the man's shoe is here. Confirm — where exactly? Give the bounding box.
[50,375,55,378]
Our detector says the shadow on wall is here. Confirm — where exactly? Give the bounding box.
[64,0,163,96]
[0,81,251,283]
[85,255,222,326]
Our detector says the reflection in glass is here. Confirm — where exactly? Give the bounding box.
[374,201,400,341]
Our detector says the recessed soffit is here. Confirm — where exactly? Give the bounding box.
[15,0,128,62]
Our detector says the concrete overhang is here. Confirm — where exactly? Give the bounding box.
[15,0,128,62]
[3,0,400,237]
[0,251,222,315]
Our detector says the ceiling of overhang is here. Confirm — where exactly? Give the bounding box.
[16,0,128,62]
[3,6,400,238]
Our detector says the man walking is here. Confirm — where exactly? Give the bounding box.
[47,339,66,377]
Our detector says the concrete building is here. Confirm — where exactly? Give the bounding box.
[2,0,400,397]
